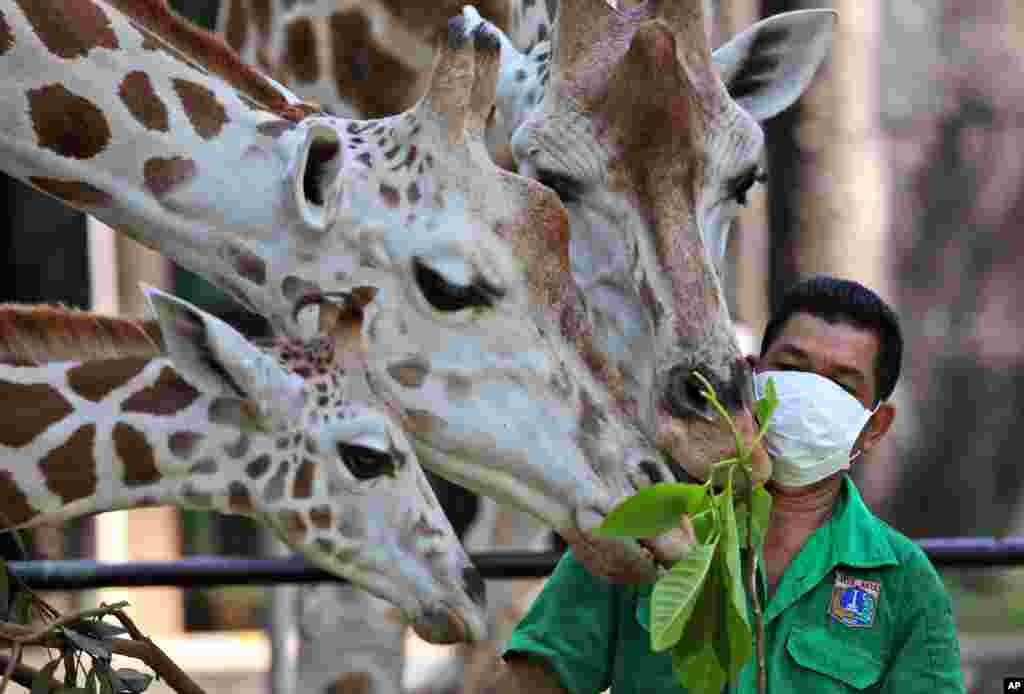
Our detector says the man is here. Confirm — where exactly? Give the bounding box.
[491,276,965,693]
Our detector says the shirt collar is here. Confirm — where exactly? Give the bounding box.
[764,475,896,623]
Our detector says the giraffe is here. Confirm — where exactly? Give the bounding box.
[0,0,692,584]
[0,288,489,646]
[506,0,836,486]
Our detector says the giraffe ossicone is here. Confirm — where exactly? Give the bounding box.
[0,290,488,645]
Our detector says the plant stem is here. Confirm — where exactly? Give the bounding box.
[743,468,767,694]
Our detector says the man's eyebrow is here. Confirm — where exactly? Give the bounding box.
[775,344,867,385]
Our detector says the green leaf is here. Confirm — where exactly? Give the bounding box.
[114,669,154,694]
[754,376,779,437]
[85,669,98,694]
[673,637,727,694]
[750,485,773,549]
[62,627,111,662]
[671,563,727,694]
[63,650,78,687]
[717,489,748,627]
[650,541,717,651]
[593,483,708,538]
[690,509,715,544]
[31,659,62,694]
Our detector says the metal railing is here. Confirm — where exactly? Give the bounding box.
[7,538,1024,590]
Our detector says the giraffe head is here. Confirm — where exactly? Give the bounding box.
[142,287,487,644]
[508,0,835,481]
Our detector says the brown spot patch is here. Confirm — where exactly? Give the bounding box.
[0,469,37,527]
[578,388,606,439]
[223,432,251,459]
[0,380,73,448]
[67,357,147,403]
[329,10,419,117]
[224,0,248,53]
[39,424,97,504]
[228,481,254,513]
[256,119,295,138]
[380,183,400,208]
[119,71,169,132]
[122,366,200,416]
[250,0,271,38]
[113,422,163,486]
[284,17,318,84]
[309,505,332,529]
[144,156,197,197]
[14,0,117,58]
[220,243,267,286]
[264,460,290,502]
[172,79,229,139]
[326,672,372,694]
[387,356,429,388]
[28,84,110,159]
[638,272,664,327]
[278,509,307,542]
[169,431,204,460]
[293,458,316,499]
[445,372,473,400]
[189,458,218,475]
[28,177,112,207]
[246,453,272,479]
[0,10,13,56]
[403,409,446,435]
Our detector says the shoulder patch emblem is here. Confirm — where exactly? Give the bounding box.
[830,571,880,628]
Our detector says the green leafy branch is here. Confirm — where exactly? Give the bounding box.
[0,561,205,694]
[595,374,779,694]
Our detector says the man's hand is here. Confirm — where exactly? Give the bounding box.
[489,655,568,694]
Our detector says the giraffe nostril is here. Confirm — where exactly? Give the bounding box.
[463,565,486,607]
[638,460,664,485]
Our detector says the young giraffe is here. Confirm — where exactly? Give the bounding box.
[0,288,489,645]
[0,0,692,583]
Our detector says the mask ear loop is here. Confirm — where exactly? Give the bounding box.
[849,401,884,463]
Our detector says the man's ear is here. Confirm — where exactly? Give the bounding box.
[859,402,895,454]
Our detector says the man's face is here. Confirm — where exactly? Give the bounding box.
[756,311,894,462]
[758,312,880,409]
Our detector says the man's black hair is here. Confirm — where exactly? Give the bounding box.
[760,275,903,403]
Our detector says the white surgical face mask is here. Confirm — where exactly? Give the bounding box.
[753,370,878,487]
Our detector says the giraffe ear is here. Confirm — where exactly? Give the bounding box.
[141,285,305,428]
[713,9,836,122]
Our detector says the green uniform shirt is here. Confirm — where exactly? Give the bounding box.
[504,476,965,693]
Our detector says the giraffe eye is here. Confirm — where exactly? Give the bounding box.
[412,257,505,312]
[337,443,396,480]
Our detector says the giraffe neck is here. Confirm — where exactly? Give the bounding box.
[0,356,277,531]
[0,0,319,322]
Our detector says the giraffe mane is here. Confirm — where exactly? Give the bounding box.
[106,0,320,121]
[0,304,164,366]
